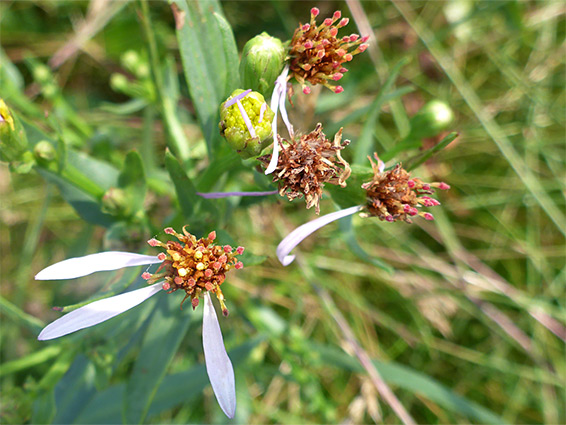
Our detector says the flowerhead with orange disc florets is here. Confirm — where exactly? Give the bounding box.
[143,226,244,316]
[288,7,369,94]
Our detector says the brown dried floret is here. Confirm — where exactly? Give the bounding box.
[362,153,450,223]
[143,227,244,315]
[288,7,369,94]
[258,123,351,214]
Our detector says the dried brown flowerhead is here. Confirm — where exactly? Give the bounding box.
[143,227,244,315]
[288,7,369,94]
[362,154,450,223]
[258,123,351,214]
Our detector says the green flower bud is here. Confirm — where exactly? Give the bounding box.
[240,32,285,97]
[219,89,275,159]
[101,187,130,216]
[33,140,57,163]
[408,100,454,139]
[110,73,129,92]
[33,64,52,84]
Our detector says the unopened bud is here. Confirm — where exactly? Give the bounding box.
[101,187,129,216]
[408,100,454,139]
[240,32,286,96]
[33,140,57,163]
[219,89,275,158]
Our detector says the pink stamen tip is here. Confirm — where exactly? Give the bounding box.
[340,67,348,73]
[304,40,314,49]
[439,182,451,190]
[302,23,310,31]
[385,216,395,222]
[332,61,341,68]
[223,245,232,253]
[403,204,411,212]
[344,53,353,61]
[316,43,325,50]
[219,254,228,264]
[332,73,343,81]
[236,246,245,255]
[333,10,342,20]
[424,213,434,221]
[359,43,369,52]
[311,7,319,17]
[336,49,346,57]
[334,86,344,94]
[191,298,199,308]
[235,261,244,269]
[148,238,159,247]
[349,34,359,42]
[303,63,312,71]
[142,272,152,280]
[157,253,167,261]
[329,27,338,37]
[205,282,214,291]
[188,278,196,286]
[339,18,349,27]
[342,36,350,42]
[208,231,216,241]
[423,199,433,207]
[422,184,431,190]
[303,86,311,95]
[321,39,330,46]
[222,308,229,317]
[361,35,370,42]
[407,180,416,188]
[324,18,332,26]
[162,282,171,291]
[317,50,325,58]
[213,261,221,270]
[174,276,183,284]
[204,269,213,278]
[164,227,174,234]
[410,208,419,216]
[52,306,63,312]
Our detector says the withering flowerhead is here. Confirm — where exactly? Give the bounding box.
[258,123,351,214]
[144,227,244,315]
[362,154,450,223]
[288,7,368,94]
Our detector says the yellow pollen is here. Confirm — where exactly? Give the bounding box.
[177,268,188,277]
[194,251,203,260]
[196,262,205,271]
[170,251,182,262]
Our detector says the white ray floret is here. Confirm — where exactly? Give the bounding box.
[277,205,363,265]
[203,293,236,418]
[38,282,163,340]
[35,252,162,280]
[265,66,291,175]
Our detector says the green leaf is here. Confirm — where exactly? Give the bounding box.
[171,0,236,155]
[404,131,459,171]
[122,294,194,424]
[118,150,147,214]
[164,149,199,218]
[326,165,372,209]
[0,346,62,377]
[213,12,241,94]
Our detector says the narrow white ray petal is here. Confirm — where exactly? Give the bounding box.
[278,84,294,138]
[202,293,236,419]
[224,89,251,108]
[35,252,162,280]
[236,99,257,139]
[258,102,267,123]
[277,205,364,266]
[38,283,163,340]
[265,66,289,175]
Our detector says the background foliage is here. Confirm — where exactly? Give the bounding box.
[1,0,564,423]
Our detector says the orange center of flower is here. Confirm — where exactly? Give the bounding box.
[143,226,244,315]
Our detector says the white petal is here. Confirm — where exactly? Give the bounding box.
[202,293,236,419]
[276,205,363,266]
[265,66,290,175]
[35,252,163,280]
[278,81,294,138]
[38,283,163,340]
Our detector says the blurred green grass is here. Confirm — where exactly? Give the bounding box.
[1,0,564,423]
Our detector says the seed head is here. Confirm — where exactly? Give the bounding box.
[361,153,448,223]
[257,123,351,214]
[288,9,369,94]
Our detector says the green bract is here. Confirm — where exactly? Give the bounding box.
[219,89,275,159]
[239,33,285,97]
